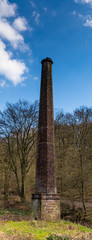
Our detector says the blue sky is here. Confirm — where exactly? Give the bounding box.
[0,0,92,113]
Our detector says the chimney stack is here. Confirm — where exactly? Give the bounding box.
[31,58,60,221]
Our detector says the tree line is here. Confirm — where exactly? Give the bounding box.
[0,100,92,212]
[55,106,92,212]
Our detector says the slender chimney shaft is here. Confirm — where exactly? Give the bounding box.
[35,57,56,194]
[31,58,60,221]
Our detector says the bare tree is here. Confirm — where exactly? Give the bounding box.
[0,100,38,202]
[73,107,92,212]
[55,111,73,194]
[55,107,92,213]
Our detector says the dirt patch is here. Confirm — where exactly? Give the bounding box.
[0,233,34,240]
[0,219,4,225]
[0,214,31,222]
[0,232,8,240]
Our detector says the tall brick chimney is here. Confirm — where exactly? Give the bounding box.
[31,57,60,221]
[35,57,56,194]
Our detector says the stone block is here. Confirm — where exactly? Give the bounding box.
[31,194,60,221]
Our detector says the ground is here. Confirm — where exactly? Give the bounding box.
[0,194,92,239]
[0,210,92,239]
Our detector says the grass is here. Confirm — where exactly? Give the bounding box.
[0,208,92,239]
[0,219,92,239]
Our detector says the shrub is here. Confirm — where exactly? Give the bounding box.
[46,234,70,240]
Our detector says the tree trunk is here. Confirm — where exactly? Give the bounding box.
[14,169,21,198]
[20,164,25,202]
[20,174,25,202]
[80,154,86,212]
[4,170,9,202]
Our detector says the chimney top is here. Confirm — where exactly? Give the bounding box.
[41,57,53,65]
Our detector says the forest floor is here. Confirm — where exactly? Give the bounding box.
[0,194,92,239]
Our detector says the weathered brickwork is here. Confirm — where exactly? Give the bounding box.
[35,58,56,194]
[32,57,60,221]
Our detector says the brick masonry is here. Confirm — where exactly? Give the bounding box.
[32,57,60,221]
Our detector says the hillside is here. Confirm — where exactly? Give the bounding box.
[0,213,92,240]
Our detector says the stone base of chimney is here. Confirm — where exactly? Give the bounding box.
[31,193,60,221]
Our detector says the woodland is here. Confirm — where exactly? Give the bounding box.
[0,100,92,226]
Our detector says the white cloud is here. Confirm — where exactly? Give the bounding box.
[0,80,6,87]
[78,13,86,19]
[72,8,92,28]
[74,0,92,5]
[77,13,92,28]
[32,11,40,25]
[34,76,38,80]
[0,0,30,86]
[43,7,47,13]
[72,11,76,15]
[30,1,36,8]
[0,40,28,86]
[0,18,28,49]
[13,17,28,32]
[84,18,92,27]
[0,0,17,18]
